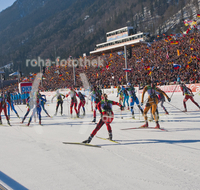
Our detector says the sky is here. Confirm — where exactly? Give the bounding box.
[0,0,16,12]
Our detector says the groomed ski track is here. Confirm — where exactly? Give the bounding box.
[0,92,200,190]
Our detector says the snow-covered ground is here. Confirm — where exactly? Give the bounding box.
[0,91,200,190]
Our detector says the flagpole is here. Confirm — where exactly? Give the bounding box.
[124,45,128,83]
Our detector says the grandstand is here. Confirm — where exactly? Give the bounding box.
[90,26,150,55]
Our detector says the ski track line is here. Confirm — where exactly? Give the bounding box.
[100,142,184,189]
[109,130,200,186]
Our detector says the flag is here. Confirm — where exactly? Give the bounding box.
[186,65,190,69]
[177,49,180,56]
[167,36,172,41]
[148,70,152,76]
[171,41,179,45]
[173,64,181,70]
[123,68,132,72]
[190,37,195,43]
[164,39,168,42]
[166,51,169,59]
[192,55,197,59]
[190,47,194,51]
[185,53,188,56]
[147,43,151,47]
[144,66,151,70]
[197,14,200,17]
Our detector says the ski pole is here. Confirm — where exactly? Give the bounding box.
[193,91,200,97]
[170,84,178,99]
[165,102,188,115]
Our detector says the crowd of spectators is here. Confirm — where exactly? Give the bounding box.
[3,30,200,92]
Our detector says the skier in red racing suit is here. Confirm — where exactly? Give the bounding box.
[82,93,123,144]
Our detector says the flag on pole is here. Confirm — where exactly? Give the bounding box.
[173,64,181,70]
[123,68,132,72]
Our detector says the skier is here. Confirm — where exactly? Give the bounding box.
[117,85,123,105]
[126,83,143,118]
[40,93,51,117]
[77,92,86,116]
[91,86,102,122]
[118,86,129,109]
[180,83,200,112]
[156,89,169,114]
[6,91,20,119]
[21,96,31,123]
[82,93,123,144]
[141,80,171,129]
[0,92,11,126]
[66,88,79,118]
[26,92,42,126]
[52,90,65,116]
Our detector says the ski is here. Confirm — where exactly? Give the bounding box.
[0,124,11,127]
[121,126,167,131]
[124,117,141,120]
[96,136,120,144]
[62,142,101,148]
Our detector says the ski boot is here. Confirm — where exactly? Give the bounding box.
[26,119,31,126]
[77,112,79,118]
[141,122,148,128]
[82,136,93,144]
[92,118,96,123]
[155,122,160,129]
[17,113,20,118]
[21,119,24,124]
[39,120,41,125]
[165,111,169,115]
[108,132,112,140]
[7,120,11,126]
[83,111,85,116]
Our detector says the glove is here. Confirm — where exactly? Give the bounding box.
[168,98,171,102]
[141,102,143,106]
